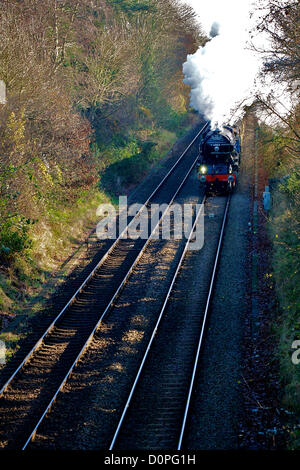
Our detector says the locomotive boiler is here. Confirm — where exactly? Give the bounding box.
[197,124,241,193]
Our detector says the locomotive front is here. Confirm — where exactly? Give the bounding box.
[197,127,240,193]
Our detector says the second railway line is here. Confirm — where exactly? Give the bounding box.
[0,121,210,450]
[109,196,230,451]
[28,193,231,450]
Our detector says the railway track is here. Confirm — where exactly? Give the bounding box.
[0,122,209,450]
[108,195,231,450]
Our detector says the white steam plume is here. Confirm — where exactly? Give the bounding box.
[183,1,260,126]
[182,52,214,121]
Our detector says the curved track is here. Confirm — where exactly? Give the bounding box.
[0,122,209,450]
[109,196,231,450]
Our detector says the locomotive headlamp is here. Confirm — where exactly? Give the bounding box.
[228,175,234,182]
[200,165,207,174]
[200,175,207,183]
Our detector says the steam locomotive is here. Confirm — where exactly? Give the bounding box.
[197,124,241,193]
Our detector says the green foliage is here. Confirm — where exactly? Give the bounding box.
[258,125,293,175]
[152,99,186,131]
[0,0,200,322]
[107,0,154,14]
[257,84,300,442]
[99,136,158,194]
[0,216,33,262]
[267,166,300,422]
[280,171,300,200]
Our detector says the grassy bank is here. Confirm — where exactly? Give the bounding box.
[0,0,204,354]
[0,116,196,359]
[97,128,179,196]
[269,170,300,446]
[258,125,300,447]
[0,185,109,357]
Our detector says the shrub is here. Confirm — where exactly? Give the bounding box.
[0,217,33,262]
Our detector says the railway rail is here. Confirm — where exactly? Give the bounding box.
[0,122,209,450]
[108,195,231,450]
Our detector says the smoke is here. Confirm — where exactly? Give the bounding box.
[183,4,260,126]
[182,51,214,121]
[209,21,220,38]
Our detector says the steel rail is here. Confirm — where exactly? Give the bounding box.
[109,197,206,450]
[177,195,231,450]
[21,129,208,450]
[0,121,209,399]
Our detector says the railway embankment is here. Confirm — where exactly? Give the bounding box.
[0,119,200,364]
[255,145,300,449]
[0,121,207,449]
[24,122,252,451]
[239,107,300,450]
[1,112,296,451]
[0,0,204,342]
[10,122,249,451]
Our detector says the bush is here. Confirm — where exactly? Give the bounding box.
[268,169,300,422]
[0,217,33,262]
[100,138,158,194]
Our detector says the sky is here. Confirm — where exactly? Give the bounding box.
[182,0,263,126]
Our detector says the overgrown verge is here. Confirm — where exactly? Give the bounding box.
[0,0,204,337]
[258,125,300,449]
[0,116,199,364]
[246,0,300,449]
[98,128,180,196]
